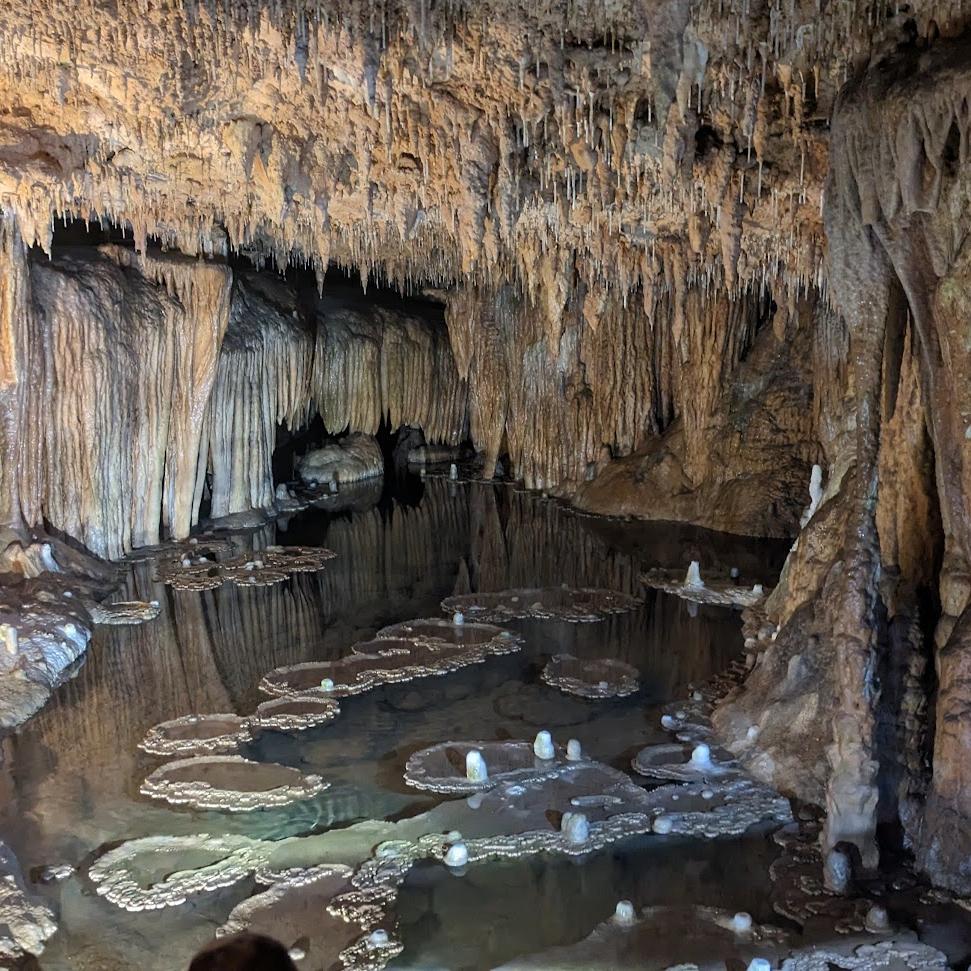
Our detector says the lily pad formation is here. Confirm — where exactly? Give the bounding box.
[640,567,770,609]
[542,654,640,699]
[441,587,642,624]
[632,740,744,784]
[138,713,252,757]
[260,621,521,699]
[246,696,341,733]
[157,544,337,592]
[88,599,161,625]
[403,739,572,795]
[139,755,328,812]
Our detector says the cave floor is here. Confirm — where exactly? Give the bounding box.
[0,476,928,970]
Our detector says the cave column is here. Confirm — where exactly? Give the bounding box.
[821,180,895,871]
[878,229,971,891]
[0,210,41,532]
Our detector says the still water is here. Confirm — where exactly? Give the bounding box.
[0,478,789,970]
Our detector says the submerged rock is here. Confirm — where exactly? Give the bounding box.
[217,863,369,969]
[491,904,790,970]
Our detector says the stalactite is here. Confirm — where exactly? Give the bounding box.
[0,211,38,530]
[310,297,467,444]
[207,275,314,519]
[105,247,233,540]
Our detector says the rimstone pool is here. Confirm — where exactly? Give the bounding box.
[0,477,962,971]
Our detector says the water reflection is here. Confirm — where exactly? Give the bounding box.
[0,478,788,971]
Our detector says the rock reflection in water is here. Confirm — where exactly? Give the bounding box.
[0,479,787,971]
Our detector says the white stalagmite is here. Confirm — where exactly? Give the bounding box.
[533,730,555,760]
[561,811,590,844]
[685,561,704,589]
[465,749,488,782]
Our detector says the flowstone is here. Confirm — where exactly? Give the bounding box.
[298,434,384,488]
[441,586,641,623]
[139,755,328,812]
[542,654,640,699]
[403,739,571,794]
[138,712,252,757]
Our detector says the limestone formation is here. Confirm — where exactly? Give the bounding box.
[0,841,57,961]
[541,654,640,699]
[138,713,252,757]
[298,433,384,487]
[0,0,969,913]
[139,755,329,812]
[441,586,641,623]
[260,624,522,699]
[403,739,570,794]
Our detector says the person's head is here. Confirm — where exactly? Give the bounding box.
[188,932,297,971]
